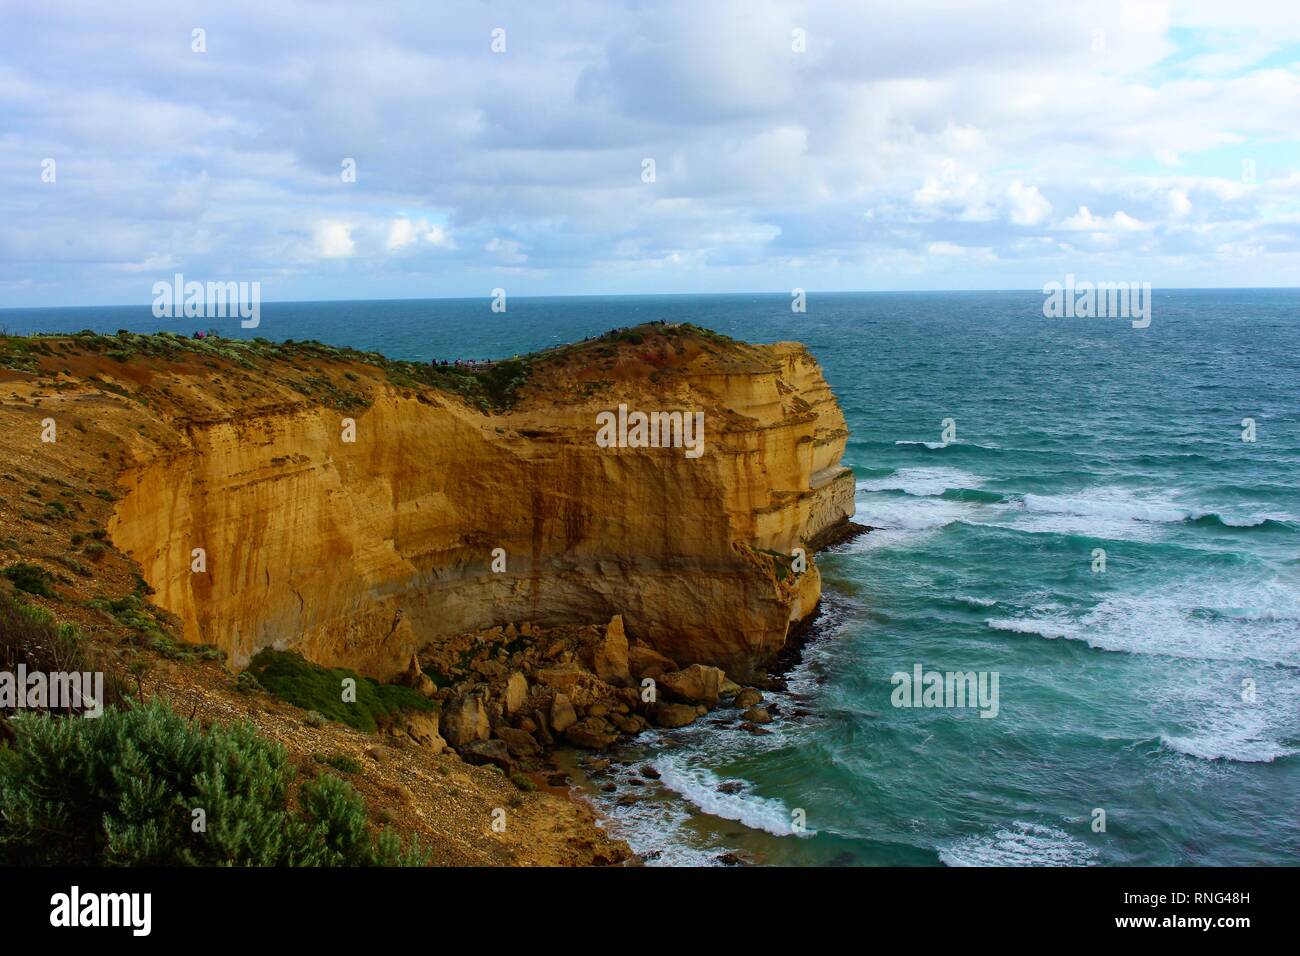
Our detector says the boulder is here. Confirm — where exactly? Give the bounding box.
[534,662,616,707]
[589,615,631,686]
[472,658,507,681]
[439,692,491,747]
[741,707,772,724]
[532,708,555,746]
[535,662,584,695]
[496,725,542,759]
[653,702,700,728]
[403,712,447,753]
[659,664,726,707]
[617,687,643,710]
[459,739,514,773]
[550,693,578,734]
[628,641,677,680]
[733,688,764,709]
[504,671,529,715]
[609,712,648,735]
[564,716,619,749]
[398,654,437,698]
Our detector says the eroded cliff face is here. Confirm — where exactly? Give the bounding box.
[102,325,854,681]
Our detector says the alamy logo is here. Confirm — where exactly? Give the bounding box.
[151,273,261,328]
[595,403,705,459]
[1042,274,1151,329]
[0,666,104,717]
[50,886,151,936]
[891,663,999,718]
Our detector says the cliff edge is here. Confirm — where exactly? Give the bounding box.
[4,322,855,682]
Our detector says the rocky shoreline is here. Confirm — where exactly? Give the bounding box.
[383,556,868,865]
[391,614,791,783]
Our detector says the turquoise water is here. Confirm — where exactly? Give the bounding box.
[5,290,1298,865]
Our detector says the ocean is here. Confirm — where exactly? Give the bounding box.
[5,289,1298,866]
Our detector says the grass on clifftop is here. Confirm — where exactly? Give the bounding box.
[246,649,434,732]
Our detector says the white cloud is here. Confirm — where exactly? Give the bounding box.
[928,241,996,261]
[387,218,454,251]
[1006,180,1052,226]
[314,221,355,259]
[1058,206,1150,232]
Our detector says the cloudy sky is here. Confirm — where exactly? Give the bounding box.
[2,0,1298,306]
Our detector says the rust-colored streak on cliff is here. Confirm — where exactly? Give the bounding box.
[102,325,855,681]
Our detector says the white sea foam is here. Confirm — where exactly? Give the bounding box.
[986,616,1073,640]
[1205,510,1297,528]
[1021,490,1190,523]
[957,595,998,608]
[996,488,1296,541]
[652,758,810,838]
[590,785,733,867]
[988,576,1300,765]
[894,439,1000,450]
[848,491,975,552]
[985,576,1300,666]
[995,488,1187,541]
[857,467,984,497]
[1152,665,1300,765]
[940,821,1098,867]
[1161,733,1298,764]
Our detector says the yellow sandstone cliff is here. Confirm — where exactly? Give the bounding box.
[11,324,854,682]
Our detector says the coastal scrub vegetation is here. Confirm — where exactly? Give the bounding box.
[0,698,427,866]
[0,590,126,716]
[0,329,537,413]
[0,321,744,415]
[246,648,434,732]
[2,561,55,597]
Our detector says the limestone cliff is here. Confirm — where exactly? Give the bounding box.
[16,323,854,681]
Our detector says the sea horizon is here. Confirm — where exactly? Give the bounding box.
[5,285,1300,317]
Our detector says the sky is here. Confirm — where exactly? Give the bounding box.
[1,0,1298,306]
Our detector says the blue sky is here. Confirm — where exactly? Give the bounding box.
[1,0,1298,306]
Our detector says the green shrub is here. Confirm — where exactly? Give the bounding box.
[317,752,364,775]
[235,671,264,694]
[246,649,433,732]
[90,592,165,639]
[3,562,55,598]
[0,699,427,866]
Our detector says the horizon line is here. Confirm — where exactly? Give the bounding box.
[3,285,1300,313]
